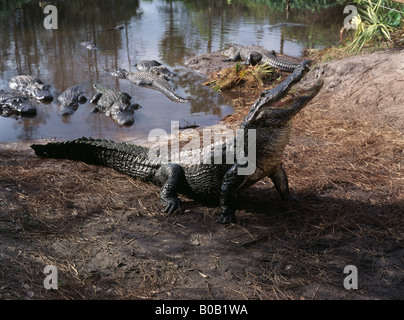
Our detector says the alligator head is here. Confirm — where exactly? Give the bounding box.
[13,98,37,116]
[241,60,319,129]
[110,68,129,79]
[59,103,79,116]
[27,84,53,101]
[242,79,323,129]
[106,102,138,126]
[221,44,238,58]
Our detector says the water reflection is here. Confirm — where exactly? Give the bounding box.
[0,0,348,142]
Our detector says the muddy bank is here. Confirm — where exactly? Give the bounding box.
[186,48,404,132]
[0,49,403,300]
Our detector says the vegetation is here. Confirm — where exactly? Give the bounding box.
[204,62,275,92]
[347,0,403,52]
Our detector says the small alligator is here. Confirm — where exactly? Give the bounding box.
[222,44,303,72]
[266,22,307,29]
[31,61,323,224]
[58,85,87,116]
[90,82,140,126]
[9,75,53,101]
[112,68,188,103]
[80,41,97,50]
[135,60,176,78]
[0,90,37,117]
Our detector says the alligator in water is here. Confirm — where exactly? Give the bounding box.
[90,82,140,126]
[80,41,97,50]
[31,61,323,224]
[58,85,87,116]
[0,90,37,117]
[135,60,176,78]
[9,75,53,101]
[112,68,188,103]
[222,44,303,72]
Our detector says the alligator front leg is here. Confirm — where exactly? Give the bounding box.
[90,92,102,104]
[216,164,246,224]
[269,165,299,202]
[245,51,263,65]
[156,164,185,214]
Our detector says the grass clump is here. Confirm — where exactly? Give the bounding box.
[347,0,403,52]
[204,62,276,92]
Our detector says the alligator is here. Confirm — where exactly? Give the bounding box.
[31,60,322,224]
[58,85,87,116]
[0,90,37,117]
[9,75,53,101]
[135,60,176,78]
[112,68,188,103]
[222,44,303,72]
[80,41,97,50]
[90,82,140,126]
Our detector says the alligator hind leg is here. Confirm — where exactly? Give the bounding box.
[156,164,185,214]
[269,165,299,201]
[217,163,247,224]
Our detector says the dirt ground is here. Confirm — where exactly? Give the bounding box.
[1,48,403,300]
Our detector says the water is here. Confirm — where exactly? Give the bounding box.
[0,0,348,143]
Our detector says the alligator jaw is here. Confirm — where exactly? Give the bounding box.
[106,102,135,126]
[34,90,53,102]
[16,101,37,116]
[245,79,324,128]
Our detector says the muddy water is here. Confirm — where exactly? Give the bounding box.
[0,0,348,143]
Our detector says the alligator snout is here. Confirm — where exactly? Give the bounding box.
[34,89,53,102]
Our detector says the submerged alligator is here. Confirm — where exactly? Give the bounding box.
[222,44,303,72]
[80,41,97,50]
[58,84,87,116]
[31,60,323,224]
[135,60,176,78]
[90,82,140,126]
[0,90,37,117]
[9,75,53,101]
[112,68,188,103]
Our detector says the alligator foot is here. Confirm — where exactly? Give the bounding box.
[216,212,237,224]
[162,197,184,214]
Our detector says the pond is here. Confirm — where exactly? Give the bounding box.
[0,0,349,143]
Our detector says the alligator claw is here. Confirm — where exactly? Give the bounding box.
[216,213,237,224]
[163,197,183,214]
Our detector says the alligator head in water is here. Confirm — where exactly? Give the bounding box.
[105,102,138,126]
[9,75,53,102]
[0,90,37,117]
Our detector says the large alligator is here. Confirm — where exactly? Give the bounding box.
[112,68,188,103]
[31,61,322,224]
[58,84,87,116]
[135,60,176,78]
[0,90,37,117]
[222,44,303,72]
[9,75,53,101]
[90,82,140,126]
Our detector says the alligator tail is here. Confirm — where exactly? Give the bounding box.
[264,56,303,72]
[151,83,189,103]
[30,137,159,182]
[166,90,189,103]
